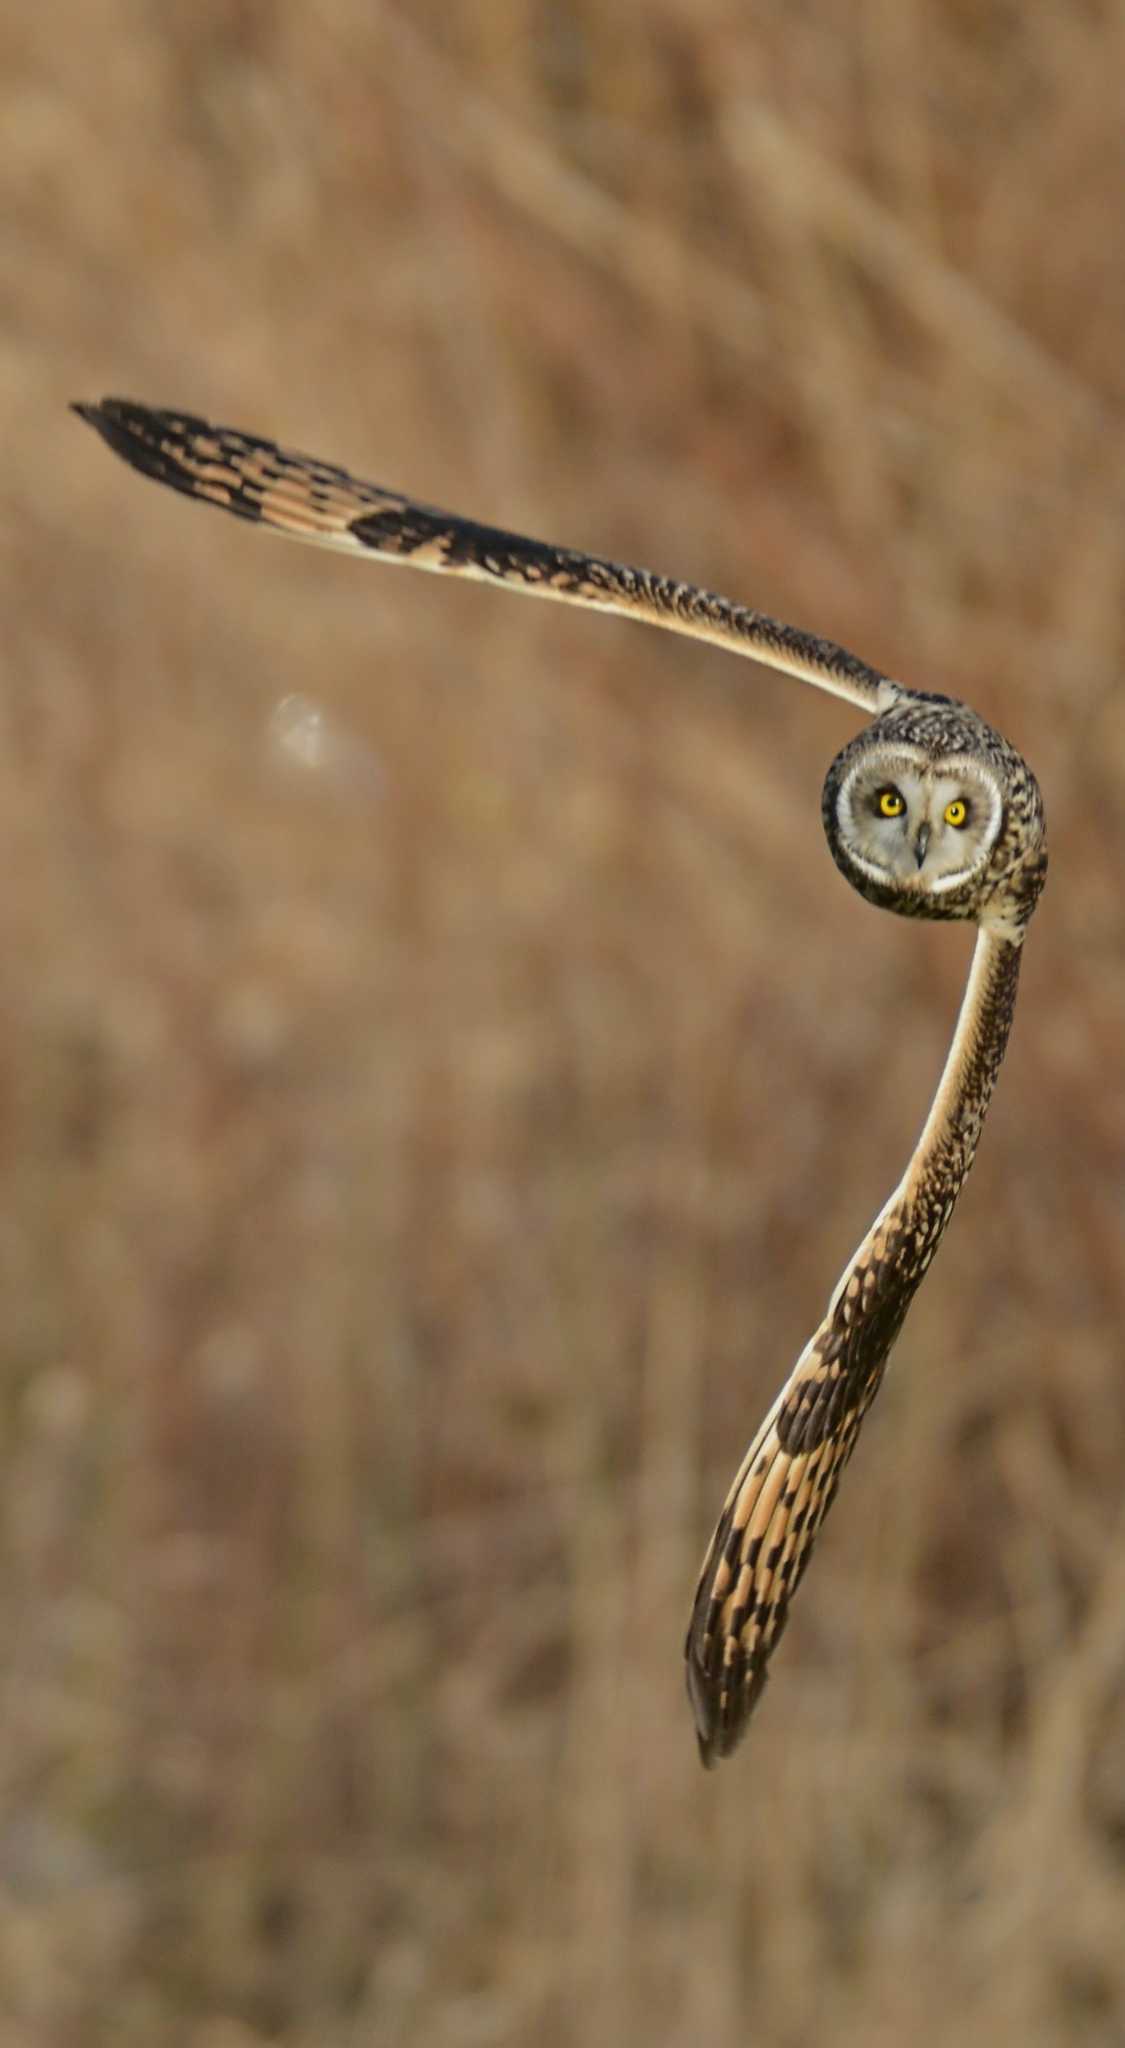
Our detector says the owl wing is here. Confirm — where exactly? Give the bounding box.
[685,1359,874,1765]
[686,1194,923,1763]
[73,399,904,718]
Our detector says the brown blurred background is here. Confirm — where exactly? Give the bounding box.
[4,4,1125,2043]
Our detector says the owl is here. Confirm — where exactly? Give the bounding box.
[75,399,1047,1763]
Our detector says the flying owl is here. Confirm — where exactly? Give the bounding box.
[75,399,1047,1764]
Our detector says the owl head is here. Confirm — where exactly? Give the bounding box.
[821,699,1046,933]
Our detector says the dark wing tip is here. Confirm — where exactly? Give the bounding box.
[72,395,166,445]
[686,1608,771,1768]
[71,398,229,506]
[73,396,206,428]
[688,1669,767,1769]
[685,1648,720,1770]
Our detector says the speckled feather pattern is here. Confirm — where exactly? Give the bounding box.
[682,930,1025,1757]
[72,400,902,714]
[74,398,1047,1766]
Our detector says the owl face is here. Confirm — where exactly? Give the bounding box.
[829,743,1004,905]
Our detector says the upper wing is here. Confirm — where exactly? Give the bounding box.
[73,399,905,718]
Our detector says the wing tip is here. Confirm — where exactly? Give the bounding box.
[71,397,227,504]
[686,1639,767,1769]
[71,395,161,466]
[72,395,156,437]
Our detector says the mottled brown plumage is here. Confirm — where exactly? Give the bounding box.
[74,398,1047,1765]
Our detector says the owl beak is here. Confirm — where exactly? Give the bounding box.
[913,822,931,869]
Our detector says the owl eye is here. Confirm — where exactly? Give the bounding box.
[944,798,969,829]
[877,787,906,819]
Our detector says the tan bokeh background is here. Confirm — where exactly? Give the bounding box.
[4,5,1125,2043]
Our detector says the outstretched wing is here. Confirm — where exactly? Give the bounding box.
[685,1338,880,1766]
[685,1203,909,1766]
[686,926,1022,1763]
[73,399,905,717]
[686,1196,926,1764]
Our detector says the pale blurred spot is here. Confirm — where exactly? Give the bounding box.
[0,1812,106,1898]
[195,1322,264,1402]
[150,1531,230,1593]
[267,692,386,801]
[22,1364,89,1439]
[294,1161,348,1230]
[214,979,289,1065]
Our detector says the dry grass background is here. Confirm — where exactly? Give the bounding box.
[3,3,1125,2042]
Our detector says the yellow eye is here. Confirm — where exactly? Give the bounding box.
[944,798,968,829]
[878,788,905,818]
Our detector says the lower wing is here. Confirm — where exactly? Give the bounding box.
[685,1333,884,1765]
